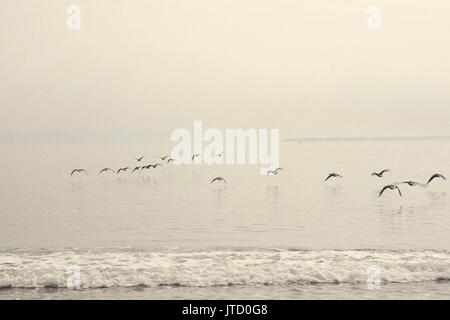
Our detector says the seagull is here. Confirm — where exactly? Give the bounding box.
[71,169,88,175]
[98,168,115,174]
[325,173,342,182]
[371,169,390,177]
[152,163,163,168]
[379,184,402,197]
[426,173,446,185]
[136,156,144,162]
[117,167,131,174]
[401,180,427,187]
[132,166,141,173]
[158,156,168,161]
[267,168,283,175]
[167,158,175,164]
[210,177,227,184]
[192,154,200,161]
[402,180,418,186]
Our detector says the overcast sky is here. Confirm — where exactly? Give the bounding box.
[1,1,450,143]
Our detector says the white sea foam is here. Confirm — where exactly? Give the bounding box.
[0,248,448,289]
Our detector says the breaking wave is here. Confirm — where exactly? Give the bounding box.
[0,248,448,289]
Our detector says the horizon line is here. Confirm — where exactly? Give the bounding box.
[283,135,450,142]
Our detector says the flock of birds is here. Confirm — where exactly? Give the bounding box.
[71,156,446,195]
[70,155,228,185]
[324,169,446,197]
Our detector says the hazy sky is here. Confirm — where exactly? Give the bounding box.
[1,0,450,143]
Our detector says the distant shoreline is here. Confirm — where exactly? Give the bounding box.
[283,136,450,143]
[2,135,450,145]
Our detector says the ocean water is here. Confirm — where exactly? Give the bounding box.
[0,140,449,299]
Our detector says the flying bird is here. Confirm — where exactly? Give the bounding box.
[158,156,168,161]
[210,177,227,184]
[401,180,427,187]
[117,167,131,174]
[70,169,88,175]
[267,168,283,175]
[402,180,418,187]
[378,184,402,197]
[98,168,115,174]
[152,163,163,168]
[325,173,342,182]
[132,166,141,173]
[136,156,144,162]
[167,158,175,164]
[426,173,446,185]
[371,169,390,177]
[192,154,200,161]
